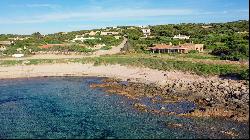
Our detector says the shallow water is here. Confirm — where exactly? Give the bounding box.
[0,77,248,139]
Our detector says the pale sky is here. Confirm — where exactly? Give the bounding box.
[0,0,249,35]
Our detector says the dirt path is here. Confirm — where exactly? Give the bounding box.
[91,37,127,57]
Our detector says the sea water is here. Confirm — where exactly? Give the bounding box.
[0,77,248,139]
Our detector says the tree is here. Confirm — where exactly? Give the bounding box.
[32,32,43,39]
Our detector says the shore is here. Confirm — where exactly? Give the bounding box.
[0,63,249,122]
[0,63,225,83]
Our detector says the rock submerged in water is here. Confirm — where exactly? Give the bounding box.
[220,130,239,137]
[133,103,148,112]
[89,77,249,122]
[166,122,183,128]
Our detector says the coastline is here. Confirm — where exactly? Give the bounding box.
[0,63,249,122]
[0,62,233,84]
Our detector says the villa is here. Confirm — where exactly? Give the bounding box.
[202,25,213,29]
[72,36,101,42]
[149,43,204,54]
[39,44,65,49]
[100,31,119,36]
[0,41,13,51]
[114,36,121,39]
[93,44,106,49]
[173,34,190,39]
[0,41,13,45]
[8,37,30,41]
[139,25,149,28]
[0,46,6,51]
[141,28,151,37]
[85,31,100,36]
[12,54,24,58]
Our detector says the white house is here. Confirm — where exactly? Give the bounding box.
[72,36,101,42]
[201,25,212,29]
[0,41,13,45]
[0,41,13,51]
[100,31,119,36]
[85,31,100,36]
[12,54,24,58]
[94,44,106,49]
[114,36,121,39]
[16,48,23,52]
[0,46,6,51]
[141,28,151,37]
[8,37,29,41]
[173,34,190,40]
[139,25,148,28]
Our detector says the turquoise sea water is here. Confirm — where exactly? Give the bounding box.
[0,77,248,139]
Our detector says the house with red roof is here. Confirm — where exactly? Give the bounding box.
[149,43,203,54]
[39,44,65,49]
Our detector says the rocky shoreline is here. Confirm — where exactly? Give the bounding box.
[0,63,248,122]
[90,78,249,123]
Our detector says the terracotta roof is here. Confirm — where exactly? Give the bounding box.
[150,44,188,50]
[149,43,204,50]
[149,44,172,49]
[181,43,204,48]
[39,44,64,49]
[181,43,194,47]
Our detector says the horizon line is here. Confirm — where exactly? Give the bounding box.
[1,19,249,36]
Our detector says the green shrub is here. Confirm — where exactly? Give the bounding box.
[239,69,249,80]
[188,50,199,53]
[211,47,230,56]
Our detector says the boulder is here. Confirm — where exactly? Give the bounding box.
[233,91,242,99]
[241,94,249,102]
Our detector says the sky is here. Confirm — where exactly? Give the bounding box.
[0,0,249,35]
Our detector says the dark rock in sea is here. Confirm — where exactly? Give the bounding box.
[188,109,195,113]
[199,107,206,112]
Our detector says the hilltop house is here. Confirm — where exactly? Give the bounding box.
[12,54,24,58]
[93,44,106,49]
[173,34,190,40]
[100,31,119,36]
[201,25,213,29]
[8,37,30,41]
[88,31,97,36]
[39,44,65,49]
[114,36,121,39]
[0,46,6,51]
[85,31,100,36]
[72,35,101,42]
[0,41,14,51]
[139,25,149,28]
[149,43,203,54]
[141,28,151,37]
